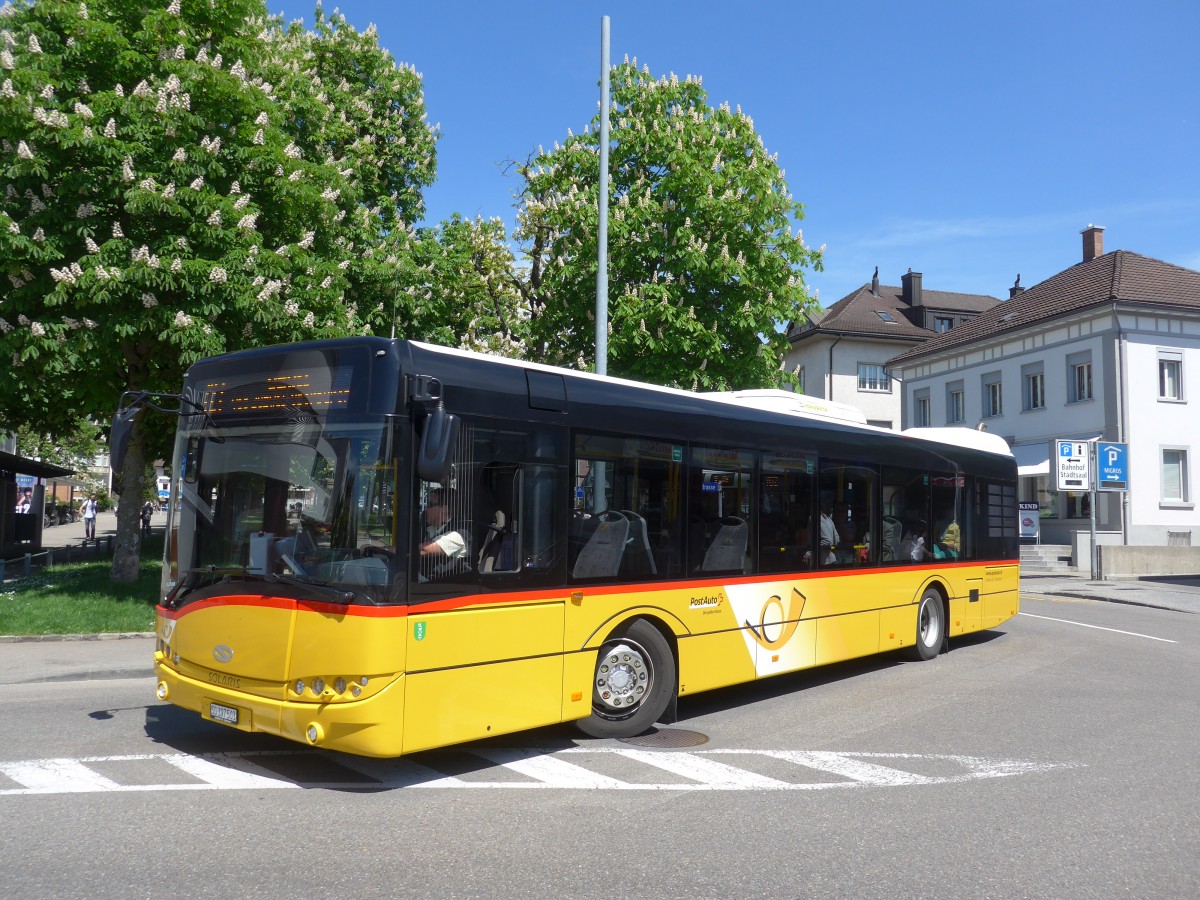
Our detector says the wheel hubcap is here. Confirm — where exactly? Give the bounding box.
[594,641,652,714]
[920,600,940,646]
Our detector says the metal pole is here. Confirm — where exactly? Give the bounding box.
[1089,440,1098,580]
[596,15,610,377]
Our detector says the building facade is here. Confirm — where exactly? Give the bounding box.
[785,270,999,429]
[888,227,1200,550]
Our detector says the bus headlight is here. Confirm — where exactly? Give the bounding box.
[156,681,169,700]
[306,723,323,744]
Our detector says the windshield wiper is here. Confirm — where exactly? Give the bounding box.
[165,566,250,608]
[266,571,358,604]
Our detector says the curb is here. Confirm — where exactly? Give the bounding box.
[0,631,155,643]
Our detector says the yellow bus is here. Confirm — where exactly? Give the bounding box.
[113,338,1018,758]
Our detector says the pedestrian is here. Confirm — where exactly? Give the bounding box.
[81,494,98,540]
[141,500,153,537]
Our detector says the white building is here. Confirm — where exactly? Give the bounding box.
[785,269,999,429]
[888,227,1200,553]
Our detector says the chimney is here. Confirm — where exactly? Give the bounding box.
[901,269,923,307]
[870,266,879,296]
[1081,224,1105,262]
[1009,274,1024,300]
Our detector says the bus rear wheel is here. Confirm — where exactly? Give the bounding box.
[576,619,676,739]
[906,588,945,661]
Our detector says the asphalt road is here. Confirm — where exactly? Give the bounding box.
[2,595,1198,899]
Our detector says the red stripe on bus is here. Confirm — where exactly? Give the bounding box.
[159,558,1018,621]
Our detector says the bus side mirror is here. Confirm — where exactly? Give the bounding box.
[109,402,140,473]
[417,406,460,483]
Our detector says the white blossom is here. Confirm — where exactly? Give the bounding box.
[0,50,12,70]
[284,300,299,316]
[27,34,40,53]
[230,59,246,80]
[32,227,43,241]
[172,147,186,163]
[83,318,97,329]
[30,321,44,336]
[0,318,10,333]
[297,231,315,249]
[206,209,222,226]
[303,312,314,328]
[209,266,228,284]
[252,128,264,145]
[173,310,192,327]
[236,213,257,231]
[16,140,32,159]
[103,118,117,138]
[166,0,180,14]
[255,111,269,126]
[0,78,14,98]
[189,176,204,190]
[141,292,157,308]
[283,142,301,159]
[112,222,123,238]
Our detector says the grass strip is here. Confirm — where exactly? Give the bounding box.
[1,539,163,636]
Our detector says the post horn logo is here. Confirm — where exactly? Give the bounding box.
[212,644,235,664]
[745,588,806,650]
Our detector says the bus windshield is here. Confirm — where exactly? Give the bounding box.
[165,416,399,604]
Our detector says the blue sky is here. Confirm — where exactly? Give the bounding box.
[276,0,1200,308]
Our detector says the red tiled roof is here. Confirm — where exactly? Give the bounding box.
[888,250,1200,366]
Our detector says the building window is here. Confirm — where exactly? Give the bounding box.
[858,363,891,392]
[947,388,965,424]
[796,365,805,395]
[913,392,930,427]
[1159,352,1183,401]
[1024,371,1045,410]
[934,316,953,334]
[1162,448,1190,504]
[1068,352,1093,402]
[982,373,1002,418]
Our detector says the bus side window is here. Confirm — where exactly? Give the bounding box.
[759,450,814,574]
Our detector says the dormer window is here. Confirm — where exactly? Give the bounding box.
[934,316,953,333]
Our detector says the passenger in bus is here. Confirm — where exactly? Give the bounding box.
[935,518,960,559]
[901,518,931,561]
[818,500,839,565]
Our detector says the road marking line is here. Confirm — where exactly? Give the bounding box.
[472,748,631,789]
[164,753,299,790]
[759,750,931,785]
[598,749,793,789]
[0,749,1078,796]
[1018,612,1178,643]
[0,758,121,793]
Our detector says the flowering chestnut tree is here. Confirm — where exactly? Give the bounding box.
[515,60,823,390]
[0,0,437,579]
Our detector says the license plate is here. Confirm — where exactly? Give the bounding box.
[209,702,239,725]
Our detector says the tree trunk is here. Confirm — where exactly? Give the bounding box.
[109,409,148,583]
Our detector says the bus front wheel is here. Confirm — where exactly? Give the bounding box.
[576,619,676,739]
[906,589,946,661]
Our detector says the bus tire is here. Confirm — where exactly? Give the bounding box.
[906,588,945,661]
[576,619,676,739]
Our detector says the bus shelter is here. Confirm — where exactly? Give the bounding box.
[1,449,75,558]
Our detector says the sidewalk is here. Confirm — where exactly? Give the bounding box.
[1019,572,1200,615]
[1,510,123,579]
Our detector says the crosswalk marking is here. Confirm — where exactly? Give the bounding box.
[0,748,1074,796]
[0,758,122,793]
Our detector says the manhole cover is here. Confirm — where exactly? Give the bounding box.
[618,727,709,749]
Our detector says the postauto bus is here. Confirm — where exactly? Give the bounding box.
[111,338,1018,757]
